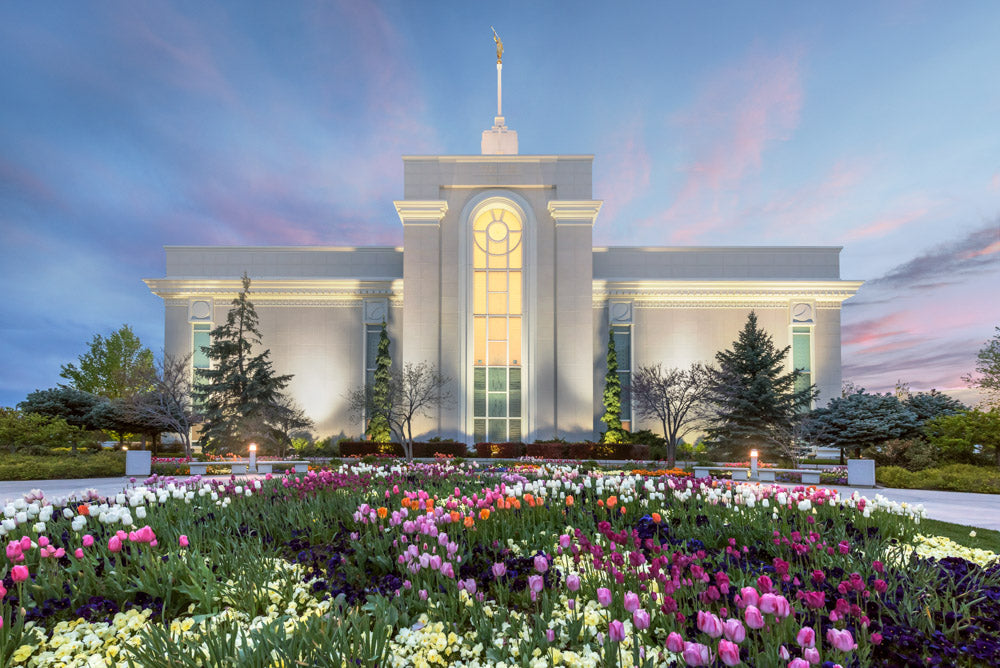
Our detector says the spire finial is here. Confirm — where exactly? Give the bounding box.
[491,26,503,64]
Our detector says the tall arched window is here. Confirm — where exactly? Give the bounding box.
[472,205,523,443]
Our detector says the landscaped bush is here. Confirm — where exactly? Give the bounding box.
[338,441,405,457]
[0,451,124,480]
[877,463,1000,494]
[1,460,996,666]
[0,407,99,452]
[473,441,526,458]
[409,441,468,458]
[863,437,940,471]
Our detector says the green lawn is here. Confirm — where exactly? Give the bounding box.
[919,517,1000,555]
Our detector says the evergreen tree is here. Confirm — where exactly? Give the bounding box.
[805,391,921,464]
[704,311,815,460]
[601,328,626,443]
[194,274,292,453]
[367,321,392,443]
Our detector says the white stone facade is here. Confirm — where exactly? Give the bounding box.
[146,141,861,444]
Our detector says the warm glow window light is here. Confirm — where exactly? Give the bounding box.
[472,206,523,443]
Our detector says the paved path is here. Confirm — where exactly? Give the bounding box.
[1,476,997,531]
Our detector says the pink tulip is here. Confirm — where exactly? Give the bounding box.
[779,645,791,661]
[624,591,641,613]
[682,642,712,666]
[440,562,455,578]
[609,619,626,642]
[773,595,792,618]
[179,535,189,548]
[697,610,724,638]
[0,583,6,599]
[826,628,857,652]
[82,534,94,548]
[870,632,883,645]
[633,608,651,630]
[804,647,820,664]
[718,639,741,666]
[11,565,29,583]
[37,536,49,548]
[546,628,555,642]
[53,548,65,559]
[528,574,544,594]
[139,526,155,543]
[744,605,765,629]
[108,536,122,553]
[796,626,816,648]
[788,659,810,668]
[0,614,3,629]
[74,548,84,559]
[492,562,506,578]
[597,587,612,607]
[666,632,685,653]
[566,574,580,591]
[723,618,746,643]
[19,536,31,551]
[534,554,549,573]
[559,534,572,549]
[759,593,777,614]
[738,586,759,609]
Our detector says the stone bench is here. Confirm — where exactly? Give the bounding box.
[693,466,820,484]
[188,460,310,475]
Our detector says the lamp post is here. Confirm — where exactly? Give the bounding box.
[249,443,257,473]
[750,449,759,480]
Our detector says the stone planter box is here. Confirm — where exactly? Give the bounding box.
[847,459,876,487]
[125,450,152,476]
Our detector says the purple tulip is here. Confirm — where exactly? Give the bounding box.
[681,641,712,666]
[633,608,651,630]
[608,619,626,643]
[744,605,765,630]
[534,554,549,573]
[597,587,613,607]
[528,574,544,594]
[697,610,724,638]
[718,639,741,666]
[566,574,581,592]
[624,591,641,613]
[666,632,685,653]
[492,562,506,578]
[723,618,745,644]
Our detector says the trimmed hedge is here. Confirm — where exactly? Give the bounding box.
[489,442,651,460]
[474,442,526,458]
[339,441,470,458]
[876,464,1000,494]
[0,452,125,481]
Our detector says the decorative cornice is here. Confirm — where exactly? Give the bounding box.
[548,200,602,226]
[394,200,448,226]
[593,280,863,305]
[145,278,402,302]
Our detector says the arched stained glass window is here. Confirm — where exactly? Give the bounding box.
[472,206,523,443]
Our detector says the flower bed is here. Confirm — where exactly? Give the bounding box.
[1,462,998,666]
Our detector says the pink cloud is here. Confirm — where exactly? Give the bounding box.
[963,239,1000,259]
[641,47,804,242]
[841,200,933,242]
[842,311,912,348]
[992,172,1000,191]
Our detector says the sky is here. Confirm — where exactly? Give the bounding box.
[1,1,998,408]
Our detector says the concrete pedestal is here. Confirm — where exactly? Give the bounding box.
[125,450,152,476]
[847,459,876,487]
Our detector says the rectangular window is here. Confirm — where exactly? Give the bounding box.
[192,324,211,370]
[792,326,812,409]
[364,325,382,430]
[612,325,632,423]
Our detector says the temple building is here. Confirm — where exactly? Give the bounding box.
[145,52,861,444]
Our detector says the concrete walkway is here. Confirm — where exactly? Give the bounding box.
[1,476,997,531]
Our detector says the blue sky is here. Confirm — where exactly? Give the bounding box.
[1,1,998,407]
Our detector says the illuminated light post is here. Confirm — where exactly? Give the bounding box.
[750,449,759,480]
[249,443,257,473]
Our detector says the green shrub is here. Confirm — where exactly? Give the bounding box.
[863,438,939,471]
[0,451,124,480]
[877,463,1000,494]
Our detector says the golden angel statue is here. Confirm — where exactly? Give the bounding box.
[491,26,503,64]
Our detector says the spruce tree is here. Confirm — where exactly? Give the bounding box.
[704,311,815,460]
[195,274,292,453]
[601,328,626,443]
[367,321,392,443]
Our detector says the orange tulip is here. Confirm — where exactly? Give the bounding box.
[77,504,90,516]
[496,499,506,510]
[425,499,434,510]
[512,499,521,510]
[479,508,491,520]
[524,493,534,505]
[565,495,574,507]
[450,510,461,523]
[597,499,605,507]
[464,515,475,528]
[606,496,618,509]
[377,507,388,519]
[651,512,662,524]
[401,497,412,508]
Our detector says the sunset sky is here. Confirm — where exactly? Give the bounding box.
[1,1,998,408]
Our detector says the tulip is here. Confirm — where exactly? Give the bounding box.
[11,565,29,583]
[723,618,746,643]
[534,554,548,573]
[608,619,626,643]
[773,595,792,618]
[566,574,581,592]
[738,586,759,609]
[82,534,94,548]
[0,583,5,599]
[779,645,790,661]
[418,589,428,601]
[528,574,544,594]
[74,548,84,559]
[718,639,740,666]
[37,536,49,548]
[759,593,777,614]
[666,632,685,653]
[796,626,816,648]
[463,579,476,595]
[440,562,455,578]
[826,628,857,652]
[546,628,555,642]
[682,642,712,666]
[870,632,883,645]
[744,605,765,629]
[788,659,810,668]
[803,647,820,664]
[559,534,572,548]
[633,608,651,630]
[597,587,612,607]
[624,591,641,613]
[108,536,122,553]
[492,562,506,578]
[697,610,724,638]
[179,535,189,547]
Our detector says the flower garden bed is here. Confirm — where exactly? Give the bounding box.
[0,462,998,666]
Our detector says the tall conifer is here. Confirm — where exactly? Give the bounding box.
[601,328,626,443]
[368,321,392,443]
[704,311,814,460]
[195,274,292,453]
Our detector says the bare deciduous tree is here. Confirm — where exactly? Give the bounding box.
[631,362,711,466]
[348,361,454,459]
[271,395,314,458]
[128,354,201,458]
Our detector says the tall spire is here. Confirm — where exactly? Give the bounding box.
[482,27,518,155]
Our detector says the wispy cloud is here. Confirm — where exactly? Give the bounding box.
[640,47,804,242]
[867,218,1000,289]
[594,116,650,238]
